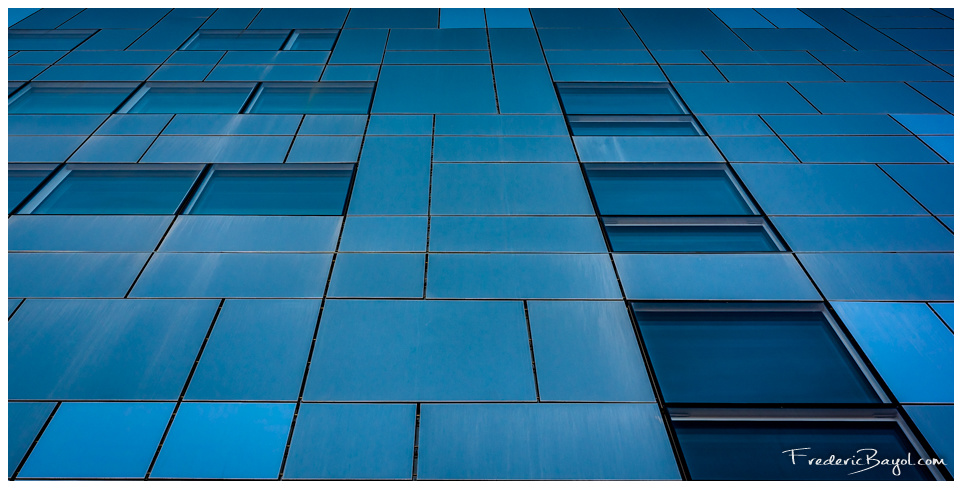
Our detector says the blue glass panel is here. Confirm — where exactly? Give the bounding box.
[493,64,562,114]
[431,163,594,215]
[74,28,146,50]
[348,137,431,215]
[9,299,217,399]
[123,83,255,114]
[167,51,226,64]
[586,165,752,216]
[673,82,817,114]
[9,165,55,212]
[249,8,348,29]
[920,136,952,163]
[249,83,374,114]
[733,27,849,50]
[327,253,426,298]
[186,300,318,401]
[366,115,433,135]
[287,30,338,50]
[714,136,798,162]
[705,50,820,64]
[882,27,952,50]
[662,65,726,82]
[418,403,679,480]
[558,82,686,115]
[149,64,215,81]
[484,9,534,28]
[8,82,137,114]
[387,28,487,50]
[909,82,953,112]
[733,164,928,215]
[539,29,644,50]
[756,8,824,28]
[716,64,841,82]
[771,216,953,252]
[545,49,654,64]
[439,8,487,29]
[338,216,427,252]
[712,8,774,28]
[763,114,909,135]
[429,216,607,252]
[674,419,934,480]
[650,50,711,64]
[206,64,324,82]
[96,114,172,135]
[68,135,155,163]
[9,215,172,252]
[302,300,535,401]
[881,164,953,215]
[793,82,946,114]
[321,64,380,81]
[435,115,568,136]
[426,254,621,299]
[299,114,367,135]
[9,29,96,50]
[8,402,55,477]
[903,405,954,475]
[382,50,490,64]
[328,29,388,64]
[202,8,259,29]
[30,168,199,214]
[9,114,106,135]
[11,9,82,29]
[142,135,292,163]
[488,28,543,63]
[637,307,879,403]
[433,136,576,162]
[8,135,86,162]
[284,404,416,479]
[219,51,328,64]
[576,136,725,162]
[373,65,496,113]
[18,402,174,479]
[531,8,630,28]
[782,136,942,163]
[529,301,654,401]
[9,252,149,298]
[151,403,294,479]
[621,8,749,50]
[163,114,301,135]
[833,302,952,403]
[931,303,954,330]
[829,64,952,82]
[183,30,289,50]
[61,8,169,29]
[35,64,157,82]
[189,167,351,215]
[345,8,438,28]
[130,253,332,298]
[799,253,952,301]
[614,253,821,300]
[286,136,362,163]
[606,219,780,252]
[550,64,666,82]
[809,49,929,65]
[160,216,342,252]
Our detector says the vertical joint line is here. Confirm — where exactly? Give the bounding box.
[10,401,62,480]
[523,300,541,402]
[411,403,421,480]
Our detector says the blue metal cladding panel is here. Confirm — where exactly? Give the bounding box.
[832,302,953,403]
[528,301,656,401]
[9,299,217,400]
[184,300,320,401]
[303,300,535,401]
[9,252,150,298]
[799,253,953,301]
[417,403,680,480]
[284,403,416,479]
[150,402,295,479]
[429,216,608,253]
[770,216,953,252]
[158,216,342,252]
[18,402,175,479]
[903,405,954,475]
[338,216,428,252]
[326,253,426,298]
[9,215,173,252]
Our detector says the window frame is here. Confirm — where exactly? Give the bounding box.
[603,215,786,252]
[115,82,258,114]
[179,29,293,51]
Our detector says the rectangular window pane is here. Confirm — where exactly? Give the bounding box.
[673,417,935,480]
[247,82,374,114]
[9,29,96,50]
[26,166,201,215]
[285,29,338,50]
[9,164,56,212]
[182,30,290,50]
[635,304,881,404]
[568,115,703,136]
[604,217,781,252]
[586,164,755,216]
[120,83,256,114]
[187,165,353,215]
[558,82,688,115]
[8,82,138,114]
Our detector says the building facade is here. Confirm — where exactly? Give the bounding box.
[7,7,954,480]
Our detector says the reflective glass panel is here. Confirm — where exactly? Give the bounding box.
[9,82,137,114]
[286,30,338,50]
[248,83,374,114]
[30,168,199,215]
[605,217,780,252]
[558,82,688,115]
[122,84,255,114]
[183,30,289,50]
[188,167,352,215]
